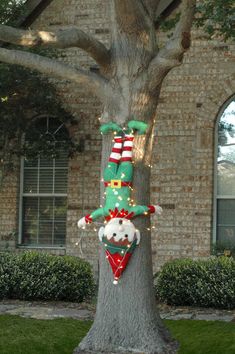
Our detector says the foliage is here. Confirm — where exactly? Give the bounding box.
[0,316,235,354]
[0,0,26,25]
[155,257,235,309]
[0,0,79,177]
[195,0,235,41]
[212,242,235,258]
[0,252,95,302]
[0,61,80,181]
[157,0,235,41]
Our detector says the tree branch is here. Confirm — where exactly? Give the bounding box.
[0,47,108,98]
[0,24,111,69]
[113,0,153,33]
[142,0,161,18]
[148,0,196,89]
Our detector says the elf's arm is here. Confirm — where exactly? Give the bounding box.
[130,204,162,217]
[77,208,106,228]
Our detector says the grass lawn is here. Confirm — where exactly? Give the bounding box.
[0,315,234,354]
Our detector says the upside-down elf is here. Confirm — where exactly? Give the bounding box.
[78,120,162,284]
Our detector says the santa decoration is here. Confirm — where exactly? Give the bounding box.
[78,120,162,284]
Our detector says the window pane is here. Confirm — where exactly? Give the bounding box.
[54,169,68,193]
[40,156,53,168]
[39,197,53,220]
[23,169,38,193]
[217,199,235,247]
[54,197,66,245]
[55,150,68,168]
[24,158,38,168]
[22,197,38,244]
[22,197,67,246]
[54,221,66,245]
[39,169,53,193]
[217,100,235,196]
[54,197,67,220]
[39,221,53,244]
[217,163,235,195]
[22,221,38,245]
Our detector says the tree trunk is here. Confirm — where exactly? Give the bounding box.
[74,104,177,354]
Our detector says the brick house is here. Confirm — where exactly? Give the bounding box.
[0,0,234,273]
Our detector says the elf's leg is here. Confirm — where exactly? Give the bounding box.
[103,135,123,181]
[117,133,134,182]
[100,122,123,181]
[116,120,148,181]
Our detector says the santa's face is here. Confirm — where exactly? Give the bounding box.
[99,218,140,244]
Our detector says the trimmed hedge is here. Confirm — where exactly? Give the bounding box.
[0,252,95,302]
[155,257,235,309]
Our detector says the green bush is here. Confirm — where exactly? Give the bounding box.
[0,252,95,302]
[0,253,16,299]
[155,257,235,309]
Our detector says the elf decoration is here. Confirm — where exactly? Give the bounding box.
[77,120,162,284]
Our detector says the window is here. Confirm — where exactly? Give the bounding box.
[214,97,235,249]
[19,117,68,247]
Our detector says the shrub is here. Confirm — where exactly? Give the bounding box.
[0,252,95,302]
[0,253,16,298]
[155,257,235,309]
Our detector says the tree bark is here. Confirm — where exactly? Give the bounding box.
[0,24,111,70]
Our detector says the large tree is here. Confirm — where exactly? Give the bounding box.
[0,0,232,353]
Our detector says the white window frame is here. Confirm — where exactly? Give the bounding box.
[213,95,235,246]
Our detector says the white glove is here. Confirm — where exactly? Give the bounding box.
[154,205,163,215]
[77,217,86,228]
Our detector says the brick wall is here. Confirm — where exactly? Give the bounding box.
[0,0,234,273]
[0,162,19,251]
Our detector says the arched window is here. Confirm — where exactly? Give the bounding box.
[19,117,69,247]
[214,97,235,251]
